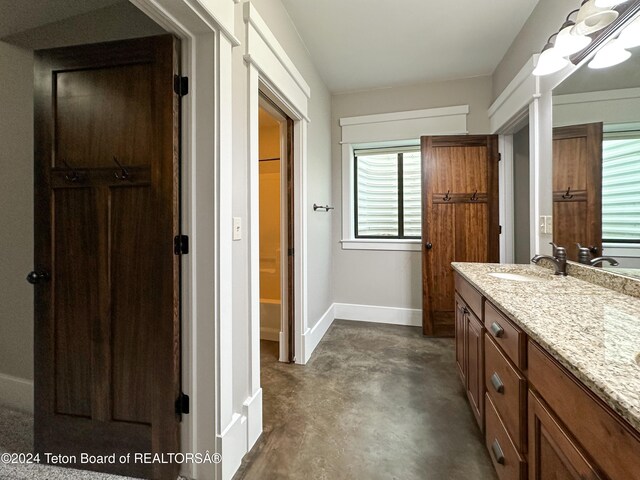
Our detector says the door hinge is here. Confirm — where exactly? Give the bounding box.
[174,75,189,96]
[174,235,189,255]
[499,225,502,234]
[498,153,502,162]
[176,392,190,415]
[288,248,294,256]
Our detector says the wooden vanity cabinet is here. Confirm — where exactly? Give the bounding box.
[454,277,485,431]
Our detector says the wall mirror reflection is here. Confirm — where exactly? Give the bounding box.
[552,21,640,279]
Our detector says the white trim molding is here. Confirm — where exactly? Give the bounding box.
[301,304,335,364]
[0,373,33,413]
[243,0,311,465]
[334,303,422,327]
[553,87,640,127]
[340,239,421,252]
[216,413,247,480]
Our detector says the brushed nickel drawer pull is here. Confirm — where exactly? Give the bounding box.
[490,373,504,394]
[491,439,505,465]
[490,322,505,338]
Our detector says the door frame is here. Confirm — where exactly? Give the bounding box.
[129,2,238,479]
[258,94,295,363]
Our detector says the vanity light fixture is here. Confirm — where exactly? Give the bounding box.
[533,34,570,76]
[595,0,629,7]
[618,15,640,48]
[574,0,619,35]
[555,9,593,56]
[588,38,632,68]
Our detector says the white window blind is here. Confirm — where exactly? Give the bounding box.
[602,136,640,241]
[354,148,421,238]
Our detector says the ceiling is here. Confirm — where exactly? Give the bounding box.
[280,0,540,93]
[0,0,122,38]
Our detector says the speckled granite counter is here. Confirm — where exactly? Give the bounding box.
[451,262,640,433]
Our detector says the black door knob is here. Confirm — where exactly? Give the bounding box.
[425,242,433,250]
[26,270,49,285]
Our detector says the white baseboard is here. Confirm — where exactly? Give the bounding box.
[259,327,280,342]
[301,304,335,364]
[334,303,422,327]
[217,413,247,480]
[0,372,33,413]
[243,389,263,452]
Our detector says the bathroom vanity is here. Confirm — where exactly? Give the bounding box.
[452,262,640,480]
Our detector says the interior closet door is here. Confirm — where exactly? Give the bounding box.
[552,123,603,261]
[421,136,499,336]
[32,35,181,479]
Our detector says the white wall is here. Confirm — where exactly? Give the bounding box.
[0,41,34,389]
[0,1,166,411]
[331,76,493,311]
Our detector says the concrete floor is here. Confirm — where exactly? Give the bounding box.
[233,320,498,480]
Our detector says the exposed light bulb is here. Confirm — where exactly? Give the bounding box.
[555,23,592,56]
[533,46,570,76]
[595,0,629,7]
[619,15,640,49]
[588,39,632,68]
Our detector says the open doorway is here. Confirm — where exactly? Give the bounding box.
[258,94,295,364]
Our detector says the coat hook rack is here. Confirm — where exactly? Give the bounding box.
[562,186,573,200]
[470,190,478,202]
[443,190,451,202]
[313,203,334,212]
[62,159,81,183]
[112,156,130,180]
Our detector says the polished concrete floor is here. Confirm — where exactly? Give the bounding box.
[233,320,498,480]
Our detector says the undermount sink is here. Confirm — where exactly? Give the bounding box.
[488,272,544,282]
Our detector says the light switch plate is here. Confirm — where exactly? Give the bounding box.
[233,217,242,241]
[539,215,547,234]
[545,215,553,235]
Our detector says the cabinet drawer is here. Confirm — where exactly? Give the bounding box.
[455,273,483,319]
[484,301,526,369]
[528,341,640,480]
[485,335,527,452]
[485,394,526,480]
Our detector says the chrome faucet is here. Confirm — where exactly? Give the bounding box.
[576,243,619,266]
[531,242,567,276]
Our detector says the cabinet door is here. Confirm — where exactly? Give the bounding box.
[528,391,604,480]
[454,294,467,384]
[466,312,484,430]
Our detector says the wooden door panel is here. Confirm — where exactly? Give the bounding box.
[422,135,499,336]
[552,123,602,261]
[53,188,98,418]
[111,186,155,424]
[34,35,180,479]
[55,65,154,169]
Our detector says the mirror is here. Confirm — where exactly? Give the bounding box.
[552,28,640,279]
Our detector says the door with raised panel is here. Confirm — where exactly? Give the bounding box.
[454,295,467,383]
[421,135,500,336]
[33,35,181,479]
[466,312,484,430]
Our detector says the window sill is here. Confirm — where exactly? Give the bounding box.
[340,239,422,252]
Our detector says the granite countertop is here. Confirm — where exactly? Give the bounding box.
[451,262,640,433]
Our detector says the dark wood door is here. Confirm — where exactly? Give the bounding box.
[33,35,181,479]
[286,116,295,363]
[454,294,466,383]
[421,135,499,336]
[528,391,604,480]
[552,123,603,261]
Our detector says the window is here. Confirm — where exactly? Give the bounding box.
[354,147,421,239]
[602,130,640,242]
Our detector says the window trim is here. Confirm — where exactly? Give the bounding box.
[339,106,468,251]
[353,150,421,240]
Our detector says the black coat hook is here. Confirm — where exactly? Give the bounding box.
[562,186,573,200]
[443,190,451,202]
[112,156,130,180]
[470,190,478,202]
[62,159,81,183]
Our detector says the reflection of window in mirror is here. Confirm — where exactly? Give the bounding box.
[602,124,640,275]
